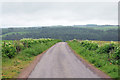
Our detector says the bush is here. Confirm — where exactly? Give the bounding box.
[2,38,61,59]
[73,39,77,42]
[114,46,120,60]
[80,41,98,50]
[2,41,25,58]
[96,43,115,54]
[96,43,120,65]
[14,41,24,52]
[2,44,17,58]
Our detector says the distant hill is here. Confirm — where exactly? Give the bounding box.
[1,25,118,41]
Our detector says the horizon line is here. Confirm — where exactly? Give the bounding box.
[1,24,119,28]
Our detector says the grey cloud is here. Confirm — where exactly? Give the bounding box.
[1,2,118,27]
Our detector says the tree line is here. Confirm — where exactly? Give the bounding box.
[2,27,118,41]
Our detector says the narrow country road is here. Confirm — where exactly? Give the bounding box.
[28,42,100,78]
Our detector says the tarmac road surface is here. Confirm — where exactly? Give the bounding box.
[28,42,101,78]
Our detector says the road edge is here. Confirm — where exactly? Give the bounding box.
[17,43,57,79]
[66,42,113,79]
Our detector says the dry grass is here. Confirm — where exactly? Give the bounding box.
[78,40,119,46]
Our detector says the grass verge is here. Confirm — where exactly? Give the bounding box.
[67,41,119,78]
[2,41,59,78]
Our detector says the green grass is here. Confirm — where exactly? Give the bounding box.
[67,41,119,78]
[2,55,35,78]
[89,26,118,31]
[2,40,60,78]
[80,26,118,31]
[1,32,27,37]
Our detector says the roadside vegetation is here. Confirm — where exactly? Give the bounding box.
[67,40,120,78]
[2,38,61,78]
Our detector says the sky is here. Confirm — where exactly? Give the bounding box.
[0,0,119,28]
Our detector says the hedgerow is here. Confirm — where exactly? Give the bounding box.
[2,38,61,58]
[67,40,119,78]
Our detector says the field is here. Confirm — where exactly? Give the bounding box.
[1,25,119,79]
[2,38,61,78]
[80,26,118,31]
[67,40,120,78]
[1,26,118,41]
[1,32,27,37]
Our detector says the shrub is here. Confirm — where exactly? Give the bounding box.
[2,44,17,58]
[80,41,98,50]
[73,39,77,42]
[2,41,25,58]
[114,46,120,60]
[2,38,61,59]
[96,43,115,54]
[14,41,24,52]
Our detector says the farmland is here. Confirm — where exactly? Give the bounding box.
[1,25,118,41]
[1,25,119,79]
[79,26,118,31]
[67,40,120,78]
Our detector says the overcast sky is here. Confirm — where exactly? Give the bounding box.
[0,1,118,28]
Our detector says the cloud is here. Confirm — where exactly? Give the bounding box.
[1,2,118,27]
[0,0,119,2]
